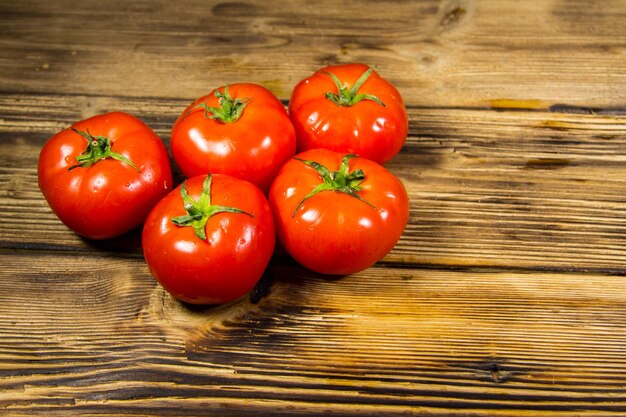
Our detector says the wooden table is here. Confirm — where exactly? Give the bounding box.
[2,1,626,415]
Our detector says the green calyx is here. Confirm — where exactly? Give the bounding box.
[69,128,140,172]
[293,154,376,217]
[171,174,253,240]
[189,84,250,123]
[323,66,386,108]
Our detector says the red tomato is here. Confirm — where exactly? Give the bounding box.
[38,112,173,240]
[170,83,296,193]
[269,149,409,275]
[142,174,275,304]
[289,63,408,164]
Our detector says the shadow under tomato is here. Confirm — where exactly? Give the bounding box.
[79,226,144,256]
[268,250,352,284]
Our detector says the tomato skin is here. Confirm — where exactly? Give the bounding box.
[142,174,275,305]
[269,149,409,275]
[289,63,408,164]
[38,112,173,240]
[171,83,296,193]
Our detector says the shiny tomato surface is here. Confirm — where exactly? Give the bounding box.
[289,63,408,164]
[38,112,173,239]
[171,83,296,193]
[142,174,275,304]
[269,149,409,275]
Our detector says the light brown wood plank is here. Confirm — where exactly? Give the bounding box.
[2,93,626,272]
[3,1,626,415]
[0,251,625,416]
[0,0,625,107]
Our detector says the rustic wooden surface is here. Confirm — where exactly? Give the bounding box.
[1,0,626,415]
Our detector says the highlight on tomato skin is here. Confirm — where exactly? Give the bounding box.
[37,111,173,240]
[170,83,296,194]
[142,173,276,305]
[289,63,408,165]
[268,148,409,276]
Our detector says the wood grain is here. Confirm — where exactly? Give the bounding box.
[2,92,626,272]
[1,251,626,416]
[2,0,626,415]
[0,0,625,107]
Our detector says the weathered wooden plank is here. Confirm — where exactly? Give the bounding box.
[0,0,625,107]
[3,0,626,415]
[2,93,626,272]
[0,251,625,416]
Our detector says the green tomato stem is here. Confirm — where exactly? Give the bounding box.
[292,154,376,217]
[68,128,140,172]
[171,174,253,240]
[323,66,386,108]
[187,84,250,123]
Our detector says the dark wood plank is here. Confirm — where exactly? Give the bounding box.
[1,251,626,416]
[2,1,626,415]
[0,0,625,107]
[2,93,626,272]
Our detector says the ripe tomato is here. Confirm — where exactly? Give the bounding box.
[142,174,275,304]
[269,149,409,275]
[170,83,296,193]
[38,112,173,240]
[289,63,408,164]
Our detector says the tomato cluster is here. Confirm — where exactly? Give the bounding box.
[38,63,409,305]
